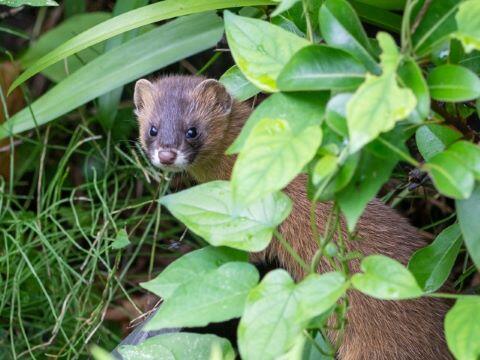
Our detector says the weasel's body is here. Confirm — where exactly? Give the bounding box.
[135,75,452,359]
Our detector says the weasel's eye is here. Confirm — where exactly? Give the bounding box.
[149,126,158,137]
[185,127,198,139]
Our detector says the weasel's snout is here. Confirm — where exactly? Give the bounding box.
[158,150,177,165]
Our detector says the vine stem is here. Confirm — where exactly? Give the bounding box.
[301,0,314,42]
[376,136,420,167]
[273,229,310,273]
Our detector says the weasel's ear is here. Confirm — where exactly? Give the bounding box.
[134,79,155,112]
[194,79,233,116]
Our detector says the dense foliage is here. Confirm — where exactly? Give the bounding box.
[1,0,480,359]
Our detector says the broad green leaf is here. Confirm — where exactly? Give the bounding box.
[325,93,351,137]
[302,331,335,360]
[352,255,423,300]
[97,0,150,131]
[456,184,480,269]
[319,0,379,74]
[454,0,480,53]
[351,0,405,10]
[447,140,480,179]
[336,139,399,230]
[424,151,474,199]
[445,297,480,360]
[20,12,111,83]
[228,91,328,154]
[408,223,462,292]
[141,246,247,300]
[111,228,131,250]
[0,0,57,6]
[398,58,430,123]
[159,181,292,252]
[412,0,460,57]
[118,332,235,360]
[232,118,322,205]
[0,13,224,139]
[346,33,416,153]
[349,1,402,33]
[146,262,259,330]
[415,124,462,161]
[238,270,347,360]
[277,45,366,91]
[224,11,309,92]
[219,65,261,101]
[90,346,115,360]
[8,0,274,93]
[346,72,416,152]
[427,64,480,102]
[64,0,85,17]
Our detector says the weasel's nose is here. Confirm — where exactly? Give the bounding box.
[158,150,177,165]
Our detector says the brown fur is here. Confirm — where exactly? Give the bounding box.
[135,75,452,359]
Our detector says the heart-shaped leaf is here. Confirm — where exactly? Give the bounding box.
[141,246,247,300]
[232,118,322,205]
[160,181,292,252]
[145,262,259,330]
[118,332,235,360]
[352,255,423,300]
[277,45,366,91]
[445,296,480,360]
[408,223,462,292]
[224,10,309,92]
[238,270,347,360]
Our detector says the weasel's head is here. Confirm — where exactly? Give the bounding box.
[134,76,233,173]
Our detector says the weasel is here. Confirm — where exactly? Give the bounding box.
[134,75,452,360]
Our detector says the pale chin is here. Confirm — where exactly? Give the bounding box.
[149,151,189,173]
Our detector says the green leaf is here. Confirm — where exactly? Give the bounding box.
[398,58,430,123]
[238,270,347,360]
[454,0,480,53]
[232,118,322,205]
[271,0,300,17]
[219,65,261,101]
[8,0,274,93]
[424,151,474,199]
[319,0,379,74]
[64,0,85,17]
[20,12,111,83]
[408,223,462,292]
[111,228,131,250]
[325,93,351,137]
[350,0,405,10]
[277,45,366,91]
[90,346,115,360]
[0,13,224,139]
[141,246,247,300]
[349,1,402,33]
[0,0,57,6]
[159,181,292,252]
[415,124,462,161]
[312,154,339,186]
[146,262,259,330]
[445,296,480,360]
[447,140,480,180]
[228,91,328,154]
[346,33,416,153]
[427,64,480,102]
[336,138,399,230]
[412,0,459,57]
[456,184,480,269]
[118,332,235,360]
[352,255,423,300]
[224,10,309,92]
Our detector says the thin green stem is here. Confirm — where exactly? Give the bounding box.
[274,229,310,273]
